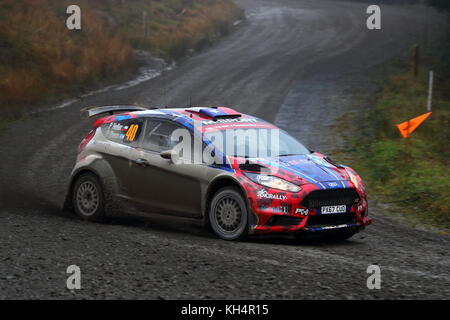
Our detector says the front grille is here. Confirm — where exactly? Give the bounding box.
[265,216,301,227]
[301,188,359,209]
[306,213,356,227]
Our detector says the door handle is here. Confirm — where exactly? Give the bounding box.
[133,158,150,167]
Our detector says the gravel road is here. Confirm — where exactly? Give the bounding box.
[0,0,448,299]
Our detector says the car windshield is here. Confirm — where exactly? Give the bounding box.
[204,128,311,158]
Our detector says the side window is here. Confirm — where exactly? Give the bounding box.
[141,120,182,153]
[101,119,143,146]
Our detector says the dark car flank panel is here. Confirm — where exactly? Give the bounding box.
[98,117,146,201]
[106,116,229,219]
[127,118,194,217]
[127,145,205,218]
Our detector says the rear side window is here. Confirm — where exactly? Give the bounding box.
[141,120,183,153]
[101,119,143,146]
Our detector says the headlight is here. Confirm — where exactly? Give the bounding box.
[348,171,359,188]
[346,169,364,190]
[243,172,301,192]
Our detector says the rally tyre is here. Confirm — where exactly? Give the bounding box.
[209,187,248,241]
[72,173,105,222]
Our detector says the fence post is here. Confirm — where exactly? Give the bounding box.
[427,70,434,112]
[143,11,148,38]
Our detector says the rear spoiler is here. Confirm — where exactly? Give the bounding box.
[80,105,150,119]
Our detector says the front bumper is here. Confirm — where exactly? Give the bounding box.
[250,216,372,235]
[244,183,372,235]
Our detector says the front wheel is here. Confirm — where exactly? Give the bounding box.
[209,187,248,241]
[72,173,105,222]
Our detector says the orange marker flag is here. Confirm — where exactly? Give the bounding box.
[396,112,432,138]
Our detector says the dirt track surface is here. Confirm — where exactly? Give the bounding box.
[0,0,449,299]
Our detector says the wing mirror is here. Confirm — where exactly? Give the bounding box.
[160,150,179,164]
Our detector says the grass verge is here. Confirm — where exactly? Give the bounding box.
[98,0,244,60]
[346,71,449,232]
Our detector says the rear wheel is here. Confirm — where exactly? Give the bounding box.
[72,173,105,222]
[209,187,248,241]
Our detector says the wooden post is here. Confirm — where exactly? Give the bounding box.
[143,11,148,38]
[404,120,411,163]
[427,70,434,112]
[412,44,419,78]
[404,137,409,162]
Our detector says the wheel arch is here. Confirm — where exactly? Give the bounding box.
[70,168,101,190]
[63,168,103,212]
[203,176,252,226]
[63,153,118,212]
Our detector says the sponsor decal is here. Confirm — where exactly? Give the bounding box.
[294,208,309,216]
[327,182,338,188]
[256,189,286,201]
[320,224,348,230]
[260,206,290,214]
[111,123,124,130]
[202,117,258,126]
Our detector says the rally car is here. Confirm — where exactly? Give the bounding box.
[65,105,372,241]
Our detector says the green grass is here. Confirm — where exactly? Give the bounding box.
[347,71,450,232]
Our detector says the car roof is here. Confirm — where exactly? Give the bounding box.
[99,106,278,132]
[132,106,246,120]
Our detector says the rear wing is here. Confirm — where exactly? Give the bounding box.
[80,105,150,119]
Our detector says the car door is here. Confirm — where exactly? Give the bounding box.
[100,118,144,200]
[127,118,207,218]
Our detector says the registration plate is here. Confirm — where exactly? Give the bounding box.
[321,205,346,214]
